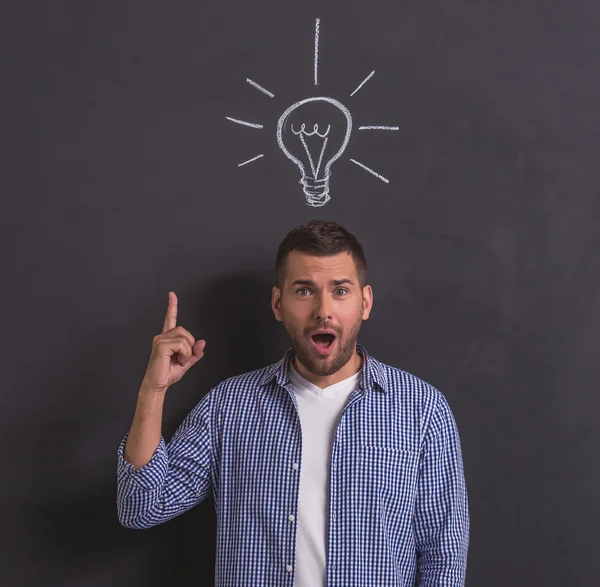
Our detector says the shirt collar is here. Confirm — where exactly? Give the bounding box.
[259,343,388,394]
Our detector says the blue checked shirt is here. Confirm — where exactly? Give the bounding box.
[117,345,469,586]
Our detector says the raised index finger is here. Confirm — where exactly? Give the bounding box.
[162,291,178,333]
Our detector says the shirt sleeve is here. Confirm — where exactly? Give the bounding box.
[414,391,470,586]
[116,390,214,529]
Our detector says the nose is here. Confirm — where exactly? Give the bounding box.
[313,293,333,322]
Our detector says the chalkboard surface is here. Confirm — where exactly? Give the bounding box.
[5,1,600,585]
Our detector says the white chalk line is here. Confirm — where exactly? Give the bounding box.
[276,97,353,195]
[226,116,264,129]
[238,154,264,167]
[358,126,399,130]
[350,70,375,96]
[246,78,275,98]
[314,18,320,86]
[350,158,389,183]
[299,133,317,177]
[315,136,328,177]
[291,123,331,138]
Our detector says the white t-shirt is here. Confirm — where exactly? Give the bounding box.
[288,362,362,587]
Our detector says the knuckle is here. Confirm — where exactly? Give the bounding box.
[176,326,194,344]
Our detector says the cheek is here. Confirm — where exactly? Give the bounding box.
[279,303,310,326]
[282,298,312,316]
[339,306,364,331]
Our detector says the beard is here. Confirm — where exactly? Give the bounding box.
[283,315,363,377]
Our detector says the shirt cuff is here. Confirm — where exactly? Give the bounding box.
[116,433,168,492]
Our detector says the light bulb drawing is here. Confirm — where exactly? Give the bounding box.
[226,18,399,207]
[277,97,352,207]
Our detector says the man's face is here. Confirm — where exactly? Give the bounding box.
[271,251,373,377]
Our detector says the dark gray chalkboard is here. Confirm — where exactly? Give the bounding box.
[4,1,600,585]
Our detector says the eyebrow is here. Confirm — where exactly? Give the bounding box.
[290,279,355,287]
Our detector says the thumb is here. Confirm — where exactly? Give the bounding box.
[184,339,206,368]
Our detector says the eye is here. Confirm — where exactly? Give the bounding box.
[335,288,349,296]
[296,288,311,296]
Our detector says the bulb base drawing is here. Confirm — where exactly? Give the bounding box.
[301,171,331,207]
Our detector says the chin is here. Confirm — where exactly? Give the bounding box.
[305,363,338,377]
[305,347,351,377]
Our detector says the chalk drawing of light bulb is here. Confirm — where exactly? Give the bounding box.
[277,97,352,207]
[225,18,399,207]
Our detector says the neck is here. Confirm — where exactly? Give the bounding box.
[293,347,363,389]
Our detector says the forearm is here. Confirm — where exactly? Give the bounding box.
[123,384,167,470]
[117,388,214,529]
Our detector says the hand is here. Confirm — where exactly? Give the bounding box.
[141,292,206,392]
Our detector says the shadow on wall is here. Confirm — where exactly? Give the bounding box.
[27,270,287,587]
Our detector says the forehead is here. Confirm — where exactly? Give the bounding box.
[282,251,358,282]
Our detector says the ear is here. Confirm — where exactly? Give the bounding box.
[271,286,283,322]
[361,285,373,320]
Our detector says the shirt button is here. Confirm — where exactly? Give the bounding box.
[286,565,293,573]
[288,514,295,522]
[292,463,299,470]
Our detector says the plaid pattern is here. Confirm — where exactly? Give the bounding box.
[117,345,469,586]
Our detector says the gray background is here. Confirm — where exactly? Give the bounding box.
[4,1,600,585]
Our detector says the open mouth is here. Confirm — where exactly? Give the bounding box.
[311,333,336,354]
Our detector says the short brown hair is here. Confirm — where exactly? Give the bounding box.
[275,220,368,288]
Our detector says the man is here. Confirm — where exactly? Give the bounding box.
[117,219,470,586]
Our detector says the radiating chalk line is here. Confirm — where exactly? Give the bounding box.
[238,154,264,167]
[314,18,320,86]
[246,78,275,98]
[350,70,375,96]
[349,158,389,183]
[358,126,399,130]
[226,117,264,129]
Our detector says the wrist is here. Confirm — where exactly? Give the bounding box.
[138,382,168,399]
